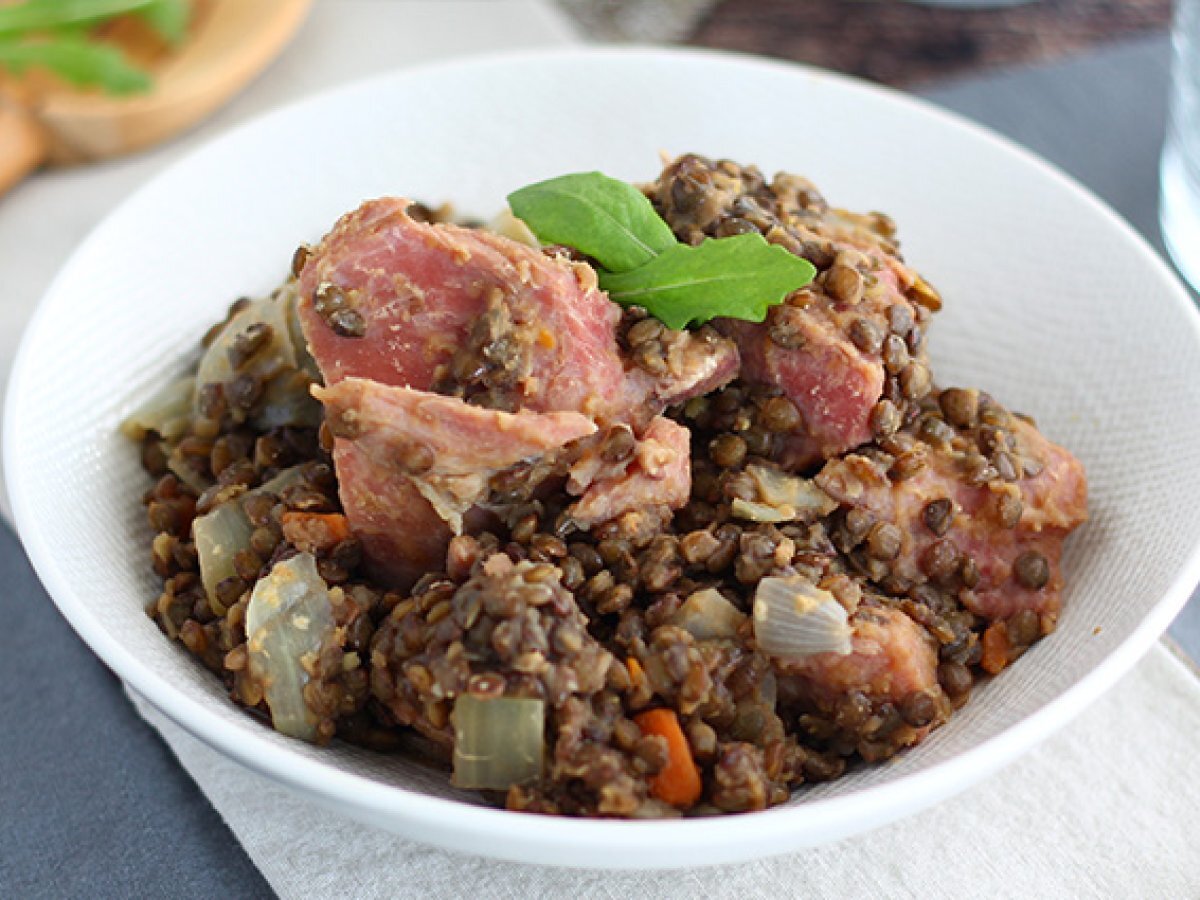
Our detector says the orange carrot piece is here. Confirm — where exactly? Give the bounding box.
[280,511,351,554]
[634,708,702,808]
[980,621,1011,675]
[626,656,645,690]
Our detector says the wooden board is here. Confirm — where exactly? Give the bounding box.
[0,0,312,193]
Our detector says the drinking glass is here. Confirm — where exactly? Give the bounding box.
[1161,0,1200,292]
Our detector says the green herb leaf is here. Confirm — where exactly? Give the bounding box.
[507,171,677,273]
[135,0,190,46]
[0,36,151,94]
[0,0,155,36]
[598,233,816,330]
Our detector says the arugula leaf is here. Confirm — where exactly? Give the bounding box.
[0,36,150,94]
[598,233,816,330]
[135,0,190,45]
[507,171,677,273]
[0,0,154,36]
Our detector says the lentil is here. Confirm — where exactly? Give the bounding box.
[1013,551,1051,590]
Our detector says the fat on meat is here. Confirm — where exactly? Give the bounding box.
[315,378,596,588]
[569,417,691,527]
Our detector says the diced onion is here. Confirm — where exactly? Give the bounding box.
[452,694,545,790]
[193,465,306,613]
[285,283,322,381]
[193,502,253,615]
[195,287,318,426]
[245,552,334,742]
[119,377,195,442]
[670,589,746,641]
[731,466,838,523]
[752,576,852,660]
[256,464,307,497]
[166,447,211,494]
[487,209,540,248]
[731,497,790,523]
[195,294,296,407]
[251,369,322,430]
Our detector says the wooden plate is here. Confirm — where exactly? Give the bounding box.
[0,0,312,193]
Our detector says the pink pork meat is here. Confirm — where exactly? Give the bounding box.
[814,389,1088,630]
[315,378,596,589]
[718,242,933,471]
[569,416,691,527]
[297,198,737,424]
[777,603,943,760]
[646,152,940,470]
[297,199,733,584]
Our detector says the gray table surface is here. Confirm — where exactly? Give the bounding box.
[2,32,1196,899]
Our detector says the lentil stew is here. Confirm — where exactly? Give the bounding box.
[126,154,1088,817]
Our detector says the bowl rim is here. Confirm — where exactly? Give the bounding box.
[8,45,1200,869]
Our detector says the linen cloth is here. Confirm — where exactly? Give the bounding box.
[128,646,1200,898]
[1,2,1198,896]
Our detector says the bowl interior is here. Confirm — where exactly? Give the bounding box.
[8,48,1200,868]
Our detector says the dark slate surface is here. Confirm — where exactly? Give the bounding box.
[1,32,1196,897]
[0,519,273,899]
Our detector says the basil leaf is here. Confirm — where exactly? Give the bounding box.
[0,36,151,94]
[508,171,677,273]
[599,233,816,330]
[136,0,190,45]
[0,0,153,36]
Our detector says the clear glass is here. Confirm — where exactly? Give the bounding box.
[1161,0,1200,291]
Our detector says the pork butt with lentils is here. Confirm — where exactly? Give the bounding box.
[129,154,1088,818]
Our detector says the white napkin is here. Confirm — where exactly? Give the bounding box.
[3,2,1199,895]
[128,643,1200,897]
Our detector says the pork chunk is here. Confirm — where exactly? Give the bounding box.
[316,378,596,588]
[779,604,939,709]
[646,153,939,469]
[297,198,736,425]
[569,416,691,527]
[815,388,1088,629]
[775,603,944,760]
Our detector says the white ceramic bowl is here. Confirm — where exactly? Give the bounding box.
[7,48,1200,869]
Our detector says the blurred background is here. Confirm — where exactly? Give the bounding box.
[0,0,1176,193]
[560,0,1170,85]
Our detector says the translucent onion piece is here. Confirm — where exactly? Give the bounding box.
[731,497,790,523]
[192,465,306,614]
[452,694,545,790]
[251,369,322,430]
[193,502,253,615]
[752,576,852,660]
[744,464,838,523]
[194,293,296,414]
[670,588,746,641]
[487,209,540,248]
[283,282,322,381]
[166,447,211,494]
[119,376,195,442]
[256,464,307,497]
[245,552,334,742]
